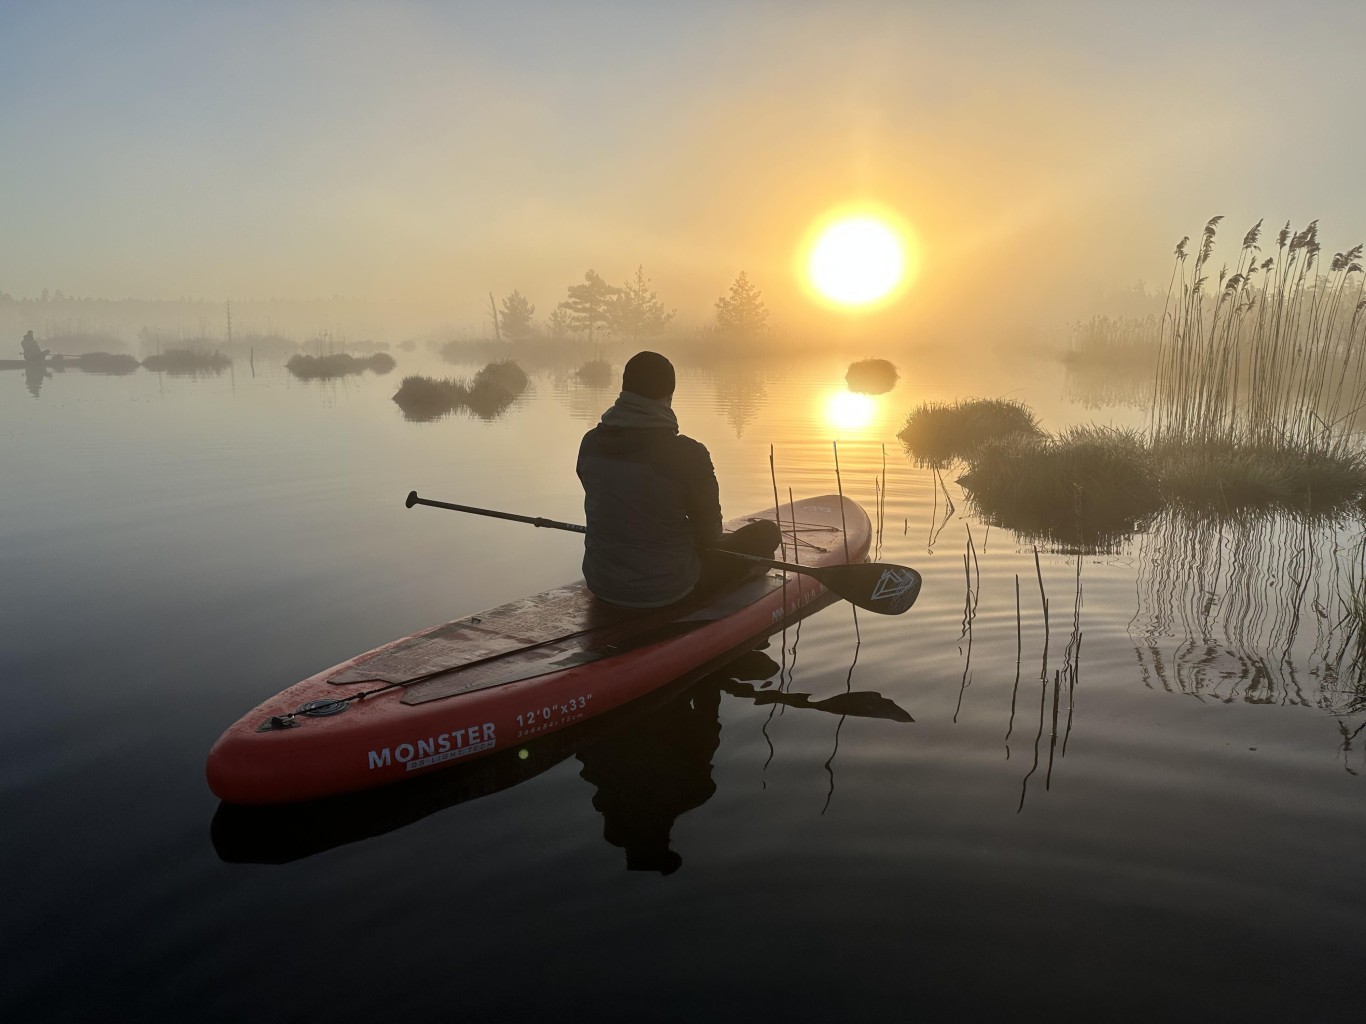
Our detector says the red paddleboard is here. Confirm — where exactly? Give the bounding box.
[206,494,871,804]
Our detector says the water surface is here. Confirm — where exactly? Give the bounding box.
[2,348,1362,1021]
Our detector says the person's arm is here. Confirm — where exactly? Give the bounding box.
[684,442,723,549]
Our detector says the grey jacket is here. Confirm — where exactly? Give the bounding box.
[576,391,722,606]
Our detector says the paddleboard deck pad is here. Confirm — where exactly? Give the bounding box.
[206,495,870,804]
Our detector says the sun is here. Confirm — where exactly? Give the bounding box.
[801,208,915,309]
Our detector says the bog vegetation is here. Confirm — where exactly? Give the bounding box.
[286,352,396,380]
[903,216,1366,548]
[392,360,529,422]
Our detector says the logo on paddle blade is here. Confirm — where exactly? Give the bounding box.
[871,567,920,613]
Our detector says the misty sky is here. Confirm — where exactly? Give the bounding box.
[4,0,1366,341]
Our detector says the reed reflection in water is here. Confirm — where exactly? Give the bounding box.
[1131,510,1366,712]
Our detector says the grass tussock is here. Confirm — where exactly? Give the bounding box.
[285,352,396,380]
[948,398,1366,548]
[959,427,1162,549]
[898,398,1043,466]
[1155,441,1366,512]
[392,360,529,422]
[845,358,899,395]
[142,349,231,375]
[72,352,140,374]
[575,359,614,387]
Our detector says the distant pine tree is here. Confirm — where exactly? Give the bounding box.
[715,271,768,338]
[499,290,537,341]
[558,270,620,344]
[609,265,674,341]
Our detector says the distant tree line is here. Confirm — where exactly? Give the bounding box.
[490,267,768,344]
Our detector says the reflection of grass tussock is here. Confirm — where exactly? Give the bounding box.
[898,398,1043,466]
[959,427,1162,549]
[845,358,899,395]
[575,359,614,387]
[286,353,396,380]
[142,349,231,375]
[72,352,140,374]
[392,360,529,422]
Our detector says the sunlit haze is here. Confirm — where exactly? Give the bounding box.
[808,217,906,307]
[5,1,1366,348]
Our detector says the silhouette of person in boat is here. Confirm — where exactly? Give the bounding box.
[577,350,780,608]
[576,684,722,875]
[20,330,48,363]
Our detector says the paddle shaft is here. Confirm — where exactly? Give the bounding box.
[404,491,921,615]
[406,493,584,533]
[411,493,827,573]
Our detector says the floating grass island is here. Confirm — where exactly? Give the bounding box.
[901,398,1366,548]
[575,359,613,387]
[285,352,396,380]
[142,349,231,375]
[392,360,529,422]
[897,398,1043,466]
[72,352,140,374]
[845,358,899,395]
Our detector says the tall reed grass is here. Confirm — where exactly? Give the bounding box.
[1151,217,1366,452]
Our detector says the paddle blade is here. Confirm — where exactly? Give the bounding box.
[816,562,922,615]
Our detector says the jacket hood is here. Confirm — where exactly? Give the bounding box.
[599,390,679,433]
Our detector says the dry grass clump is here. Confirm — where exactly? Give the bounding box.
[286,352,396,380]
[1156,441,1366,512]
[958,426,1161,549]
[845,358,899,395]
[898,398,1043,466]
[142,349,231,375]
[72,352,140,374]
[475,360,528,394]
[575,359,613,387]
[392,376,466,422]
[392,360,529,422]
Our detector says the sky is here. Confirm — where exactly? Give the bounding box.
[4,0,1366,344]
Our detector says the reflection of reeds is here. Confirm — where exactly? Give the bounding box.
[898,398,1043,467]
[1132,508,1365,715]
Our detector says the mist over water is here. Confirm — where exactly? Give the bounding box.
[8,1,1366,1017]
[2,344,1363,1020]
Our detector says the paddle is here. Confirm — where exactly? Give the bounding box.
[405,491,922,616]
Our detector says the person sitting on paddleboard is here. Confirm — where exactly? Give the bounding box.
[577,350,780,608]
[20,330,48,364]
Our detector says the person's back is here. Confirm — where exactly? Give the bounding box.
[576,352,721,607]
[20,330,46,364]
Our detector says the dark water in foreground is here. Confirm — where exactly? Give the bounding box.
[2,351,1363,1021]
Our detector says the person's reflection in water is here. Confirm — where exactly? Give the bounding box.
[576,684,722,875]
[24,363,49,398]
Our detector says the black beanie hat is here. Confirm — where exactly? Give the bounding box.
[622,351,675,400]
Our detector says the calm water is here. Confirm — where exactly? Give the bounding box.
[3,348,1363,1021]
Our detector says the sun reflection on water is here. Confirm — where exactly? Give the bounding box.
[823,390,878,432]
